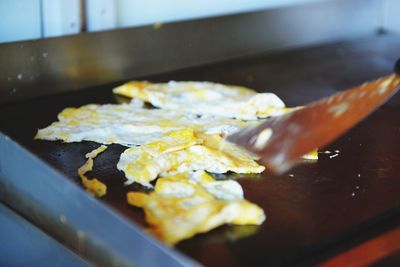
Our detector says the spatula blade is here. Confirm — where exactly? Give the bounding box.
[226,74,400,174]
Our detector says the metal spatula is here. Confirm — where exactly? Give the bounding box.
[226,65,400,174]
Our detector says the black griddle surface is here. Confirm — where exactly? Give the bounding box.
[2,35,400,266]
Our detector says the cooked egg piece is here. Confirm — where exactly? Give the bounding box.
[113,81,153,101]
[78,145,108,197]
[113,81,289,120]
[113,80,255,101]
[168,144,265,175]
[302,150,319,161]
[199,133,259,160]
[117,131,264,188]
[117,128,200,188]
[35,101,251,147]
[35,101,184,146]
[127,171,265,245]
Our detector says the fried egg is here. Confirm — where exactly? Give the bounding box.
[113,81,290,120]
[117,129,264,188]
[127,171,265,245]
[116,128,200,188]
[35,100,253,147]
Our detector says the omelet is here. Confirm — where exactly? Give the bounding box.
[113,81,290,120]
[127,171,265,245]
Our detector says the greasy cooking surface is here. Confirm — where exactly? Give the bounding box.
[2,35,400,266]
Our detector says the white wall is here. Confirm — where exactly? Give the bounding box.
[385,0,400,34]
[42,0,81,37]
[1,0,398,43]
[115,0,329,28]
[0,0,42,43]
[0,0,81,42]
[0,0,331,42]
[86,0,117,31]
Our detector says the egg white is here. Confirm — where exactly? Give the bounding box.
[113,81,290,120]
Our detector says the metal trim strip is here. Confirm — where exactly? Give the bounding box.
[0,203,91,267]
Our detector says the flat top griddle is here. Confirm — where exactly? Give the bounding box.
[1,35,400,266]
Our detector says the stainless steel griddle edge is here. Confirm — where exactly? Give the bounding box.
[0,133,200,267]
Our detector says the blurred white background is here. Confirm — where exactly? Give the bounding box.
[0,0,327,42]
[0,0,399,43]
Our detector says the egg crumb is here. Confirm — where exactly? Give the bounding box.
[78,145,107,197]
